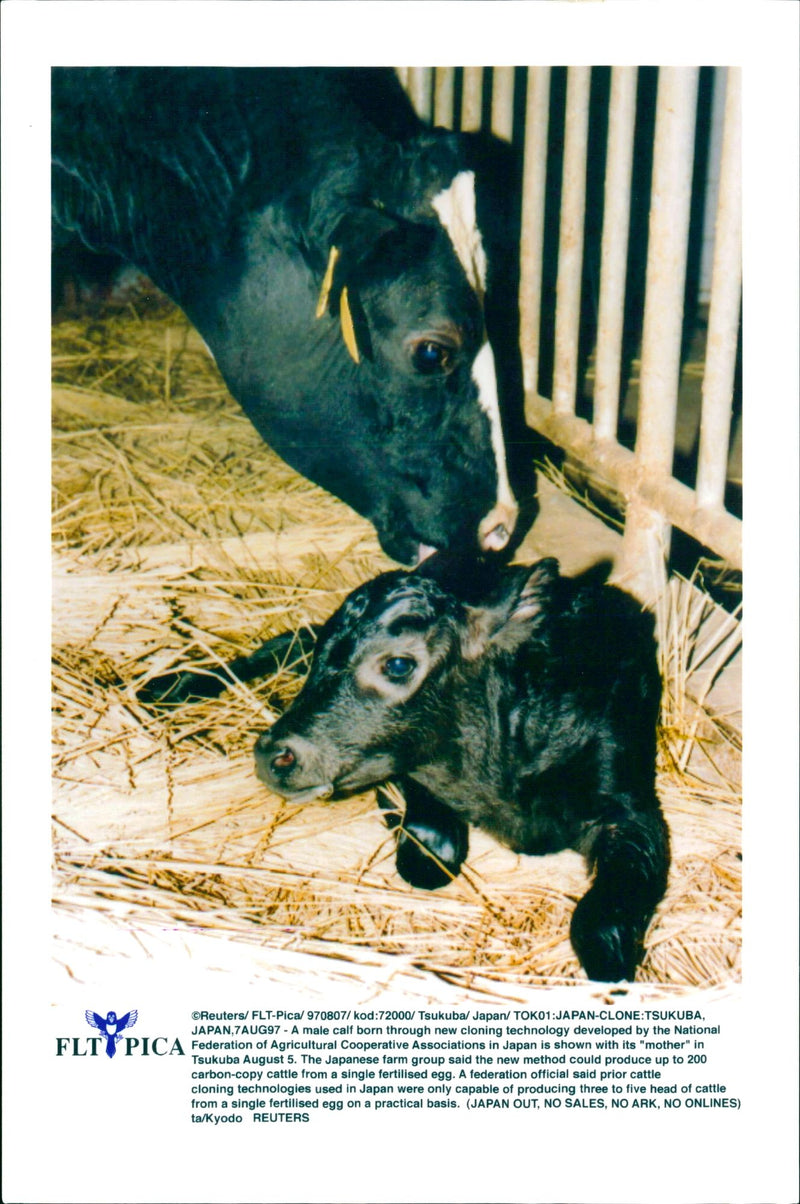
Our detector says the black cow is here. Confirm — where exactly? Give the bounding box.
[52,67,523,565]
[148,552,668,982]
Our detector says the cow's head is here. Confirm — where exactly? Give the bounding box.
[192,127,521,567]
[310,137,519,564]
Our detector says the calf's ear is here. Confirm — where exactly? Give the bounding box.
[508,557,560,622]
[464,558,560,657]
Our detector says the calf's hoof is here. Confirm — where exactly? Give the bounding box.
[395,816,469,890]
[378,781,469,890]
[570,892,646,982]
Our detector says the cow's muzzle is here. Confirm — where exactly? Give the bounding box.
[478,496,519,553]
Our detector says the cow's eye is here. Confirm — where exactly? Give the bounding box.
[411,340,451,375]
[381,655,417,683]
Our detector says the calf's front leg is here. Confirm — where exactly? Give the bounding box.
[378,778,469,891]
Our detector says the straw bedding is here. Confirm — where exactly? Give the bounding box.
[52,297,742,994]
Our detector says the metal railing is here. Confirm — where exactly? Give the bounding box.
[399,66,742,601]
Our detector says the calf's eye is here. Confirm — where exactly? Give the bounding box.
[381,655,417,683]
[411,340,451,375]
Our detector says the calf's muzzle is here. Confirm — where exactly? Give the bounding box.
[254,730,335,804]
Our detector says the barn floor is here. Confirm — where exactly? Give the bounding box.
[51,296,741,1000]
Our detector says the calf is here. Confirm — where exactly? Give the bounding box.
[52,67,521,564]
[253,553,669,982]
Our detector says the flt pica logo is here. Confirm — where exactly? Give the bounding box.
[56,1008,185,1059]
[85,1008,138,1057]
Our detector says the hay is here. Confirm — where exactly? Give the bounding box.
[52,298,741,995]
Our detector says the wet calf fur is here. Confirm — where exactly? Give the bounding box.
[252,554,669,982]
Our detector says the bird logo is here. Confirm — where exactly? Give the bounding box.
[85,1009,138,1058]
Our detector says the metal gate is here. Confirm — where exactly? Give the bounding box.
[399,66,742,603]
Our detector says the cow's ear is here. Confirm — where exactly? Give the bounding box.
[316,208,397,362]
[463,558,560,657]
[333,206,400,266]
[319,206,400,304]
[315,246,366,364]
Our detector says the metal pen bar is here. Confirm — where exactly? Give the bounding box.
[552,66,592,416]
[615,66,700,600]
[434,67,456,129]
[461,67,484,131]
[491,67,515,142]
[695,68,742,511]
[593,67,638,442]
[526,393,742,570]
[520,67,552,398]
[407,68,434,123]
[634,66,700,474]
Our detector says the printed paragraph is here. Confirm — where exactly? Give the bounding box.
[187,1006,741,1122]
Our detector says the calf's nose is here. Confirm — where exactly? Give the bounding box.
[268,742,297,775]
[254,729,334,802]
[254,730,299,785]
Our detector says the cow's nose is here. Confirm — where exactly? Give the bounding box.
[478,497,519,552]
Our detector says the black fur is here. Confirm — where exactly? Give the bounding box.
[244,552,669,982]
[52,67,528,564]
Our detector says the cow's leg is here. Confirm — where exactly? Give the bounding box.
[137,627,319,706]
[378,777,469,891]
[570,808,670,982]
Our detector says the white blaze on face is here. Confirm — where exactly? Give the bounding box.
[471,341,519,550]
[432,170,487,297]
[432,171,518,552]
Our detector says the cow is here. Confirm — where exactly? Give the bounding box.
[142,552,669,982]
[52,67,527,565]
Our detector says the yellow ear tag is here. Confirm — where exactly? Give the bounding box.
[339,287,360,364]
[315,246,340,319]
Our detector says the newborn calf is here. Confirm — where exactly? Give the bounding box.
[254,553,669,982]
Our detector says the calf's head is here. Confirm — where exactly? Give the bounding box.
[254,554,559,802]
